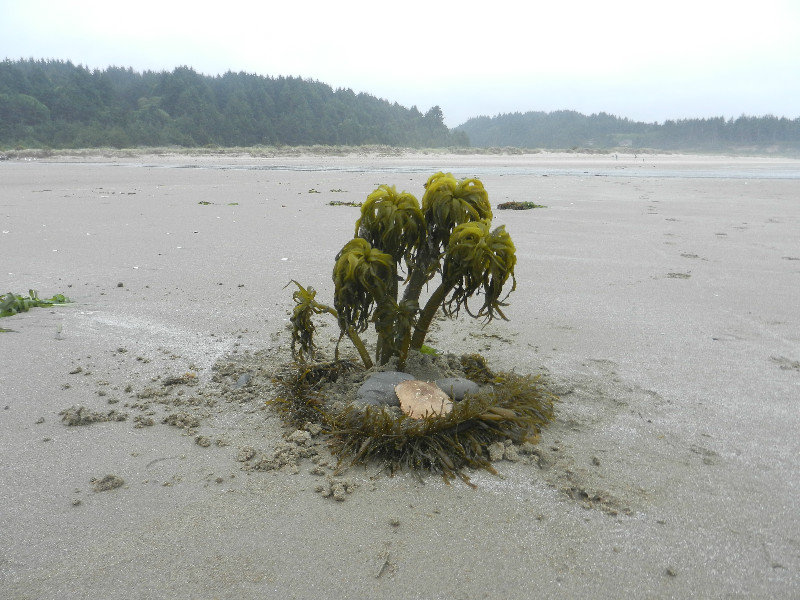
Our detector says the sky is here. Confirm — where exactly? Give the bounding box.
[1,0,799,127]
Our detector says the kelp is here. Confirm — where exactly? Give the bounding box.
[333,238,397,334]
[287,280,373,368]
[442,221,517,321]
[355,184,426,271]
[1,290,72,319]
[327,370,555,485]
[269,356,554,485]
[497,201,546,210]
[290,172,518,370]
[409,221,516,350]
[269,359,362,428]
[421,172,492,254]
[459,353,496,383]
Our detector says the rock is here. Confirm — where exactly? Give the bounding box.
[434,377,480,401]
[396,380,453,419]
[355,371,415,406]
[233,373,251,389]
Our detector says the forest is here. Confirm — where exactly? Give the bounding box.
[456,110,800,153]
[0,59,465,149]
[1,58,798,152]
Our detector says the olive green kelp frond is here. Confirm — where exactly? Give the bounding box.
[421,172,493,252]
[483,224,517,317]
[442,221,516,321]
[288,280,335,361]
[333,238,397,334]
[355,184,426,269]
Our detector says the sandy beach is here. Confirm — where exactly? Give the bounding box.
[1,151,798,599]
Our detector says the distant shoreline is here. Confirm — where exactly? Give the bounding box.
[3,144,799,161]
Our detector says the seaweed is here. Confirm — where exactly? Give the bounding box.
[269,359,362,428]
[1,290,72,320]
[496,201,546,210]
[268,355,555,486]
[459,353,496,383]
[290,173,517,371]
[327,370,555,485]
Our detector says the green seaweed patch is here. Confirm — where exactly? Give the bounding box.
[328,200,363,207]
[1,290,72,319]
[496,201,546,210]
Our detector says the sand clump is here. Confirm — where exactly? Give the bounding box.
[90,474,125,492]
[60,405,128,425]
[245,424,332,475]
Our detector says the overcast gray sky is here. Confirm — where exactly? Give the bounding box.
[2,0,798,126]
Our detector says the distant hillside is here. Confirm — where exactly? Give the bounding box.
[456,110,800,152]
[0,59,468,149]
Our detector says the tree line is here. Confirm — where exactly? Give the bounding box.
[0,59,467,149]
[455,110,800,152]
[3,59,798,152]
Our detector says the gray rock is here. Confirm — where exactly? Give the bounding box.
[435,377,480,401]
[234,373,252,388]
[355,371,415,406]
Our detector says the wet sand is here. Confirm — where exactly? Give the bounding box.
[1,151,799,598]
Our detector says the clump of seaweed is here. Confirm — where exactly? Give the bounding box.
[269,354,555,486]
[327,370,555,485]
[1,290,72,331]
[459,353,496,383]
[269,359,362,427]
[496,201,546,210]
